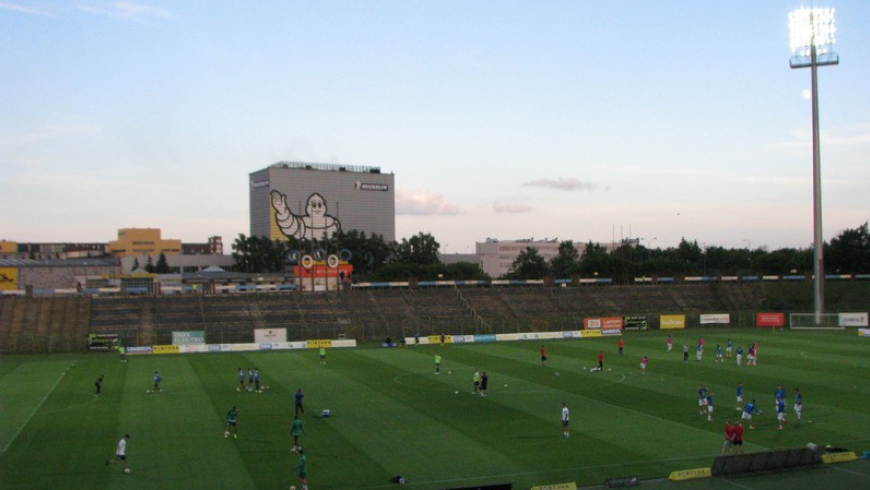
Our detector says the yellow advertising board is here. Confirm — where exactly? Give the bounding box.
[0,267,17,290]
[307,339,333,349]
[152,345,180,355]
[531,483,577,490]
[822,452,857,464]
[668,467,711,481]
[660,314,687,330]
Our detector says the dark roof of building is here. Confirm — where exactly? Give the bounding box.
[0,258,119,268]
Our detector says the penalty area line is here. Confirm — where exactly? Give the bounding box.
[1,369,68,453]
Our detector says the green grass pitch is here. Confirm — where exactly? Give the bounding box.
[1,328,869,489]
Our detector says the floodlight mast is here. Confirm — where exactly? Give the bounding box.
[788,7,838,324]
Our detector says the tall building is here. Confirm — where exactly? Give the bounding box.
[107,228,182,257]
[476,238,566,279]
[249,161,395,242]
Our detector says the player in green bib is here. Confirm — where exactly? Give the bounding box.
[224,406,238,439]
[293,449,308,489]
[319,347,326,365]
[473,371,481,394]
[435,354,442,374]
[291,416,305,451]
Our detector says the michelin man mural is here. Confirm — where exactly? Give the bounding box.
[270,190,342,240]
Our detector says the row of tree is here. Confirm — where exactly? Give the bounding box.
[230,222,870,283]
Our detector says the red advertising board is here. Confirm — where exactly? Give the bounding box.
[294,264,353,278]
[756,312,785,328]
[584,316,623,331]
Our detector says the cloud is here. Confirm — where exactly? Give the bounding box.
[0,2,50,15]
[492,201,531,214]
[396,190,463,215]
[523,177,596,192]
[77,1,170,22]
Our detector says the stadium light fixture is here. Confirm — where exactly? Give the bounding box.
[788,7,838,323]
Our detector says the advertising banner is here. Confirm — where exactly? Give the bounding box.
[152,344,180,355]
[623,316,648,331]
[839,312,869,327]
[700,314,731,325]
[859,329,870,337]
[172,330,205,345]
[584,316,623,330]
[756,312,785,327]
[126,346,153,355]
[307,339,333,349]
[660,315,686,330]
[254,328,287,343]
[0,267,17,290]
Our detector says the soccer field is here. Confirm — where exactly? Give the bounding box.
[1,328,869,489]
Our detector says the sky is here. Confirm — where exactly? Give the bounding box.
[2,1,868,254]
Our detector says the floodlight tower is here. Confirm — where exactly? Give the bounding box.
[788,7,838,323]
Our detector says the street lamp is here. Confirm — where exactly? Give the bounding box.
[789,7,838,323]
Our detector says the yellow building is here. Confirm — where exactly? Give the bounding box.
[0,240,17,254]
[107,228,182,258]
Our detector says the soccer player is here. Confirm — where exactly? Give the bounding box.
[698,384,708,415]
[617,338,624,355]
[736,381,744,409]
[541,345,547,366]
[696,343,703,362]
[721,420,735,455]
[794,388,803,422]
[747,343,757,366]
[733,421,745,454]
[640,356,648,375]
[253,368,261,392]
[776,397,787,430]
[707,392,715,422]
[152,371,162,393]
[118,345,127,362]
[95,375,104,396]
[726,339,733,358]
[247,367,254,390]
[683,344,689,362]
[742,399,761,429]
[597,351,604,372]
[736,345,744,366]
[774,384,786,411]
[480,372,488,397]
[106,434,131,472]
[715,344,723,363]
[667,335,673,352]
[293,449,309,490]
[473,370,480,394]
[291,416,305,451]
[295,389,305,416]
[561,402,570,438]
[434,354,442,375]
[238,368,245,391]
[319,347,326,365]
[225,406,238,438]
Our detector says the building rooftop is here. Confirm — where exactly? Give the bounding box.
[266,161,383,174]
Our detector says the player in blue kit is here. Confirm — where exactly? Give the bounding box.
[736,381,744,409]
[698,384,708,415]
[736,346,744,366]
[726,339,733,358]
[741,399,761,429]
[715,345,723,363]
[706,392,715,421]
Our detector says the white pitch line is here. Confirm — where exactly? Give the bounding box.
[1,369,68,453]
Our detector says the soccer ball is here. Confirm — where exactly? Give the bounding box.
[146,390,150,393]
[447,371,451,375]
[290,486,297,490]
[454,390,459,394]
[555,371,560,376]
[124,468,131,474]
[504,384,508,387]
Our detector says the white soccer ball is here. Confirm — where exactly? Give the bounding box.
[454,390,459,394]
[124,468,131,474]
[290,486,297,490]
[608,368,611,371]
[146,390,150,393]
[504,384,508,387]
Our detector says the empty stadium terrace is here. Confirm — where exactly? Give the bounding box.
[2,279,869,354]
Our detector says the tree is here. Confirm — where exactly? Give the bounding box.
[394,232,440,265]
[826,222,870,274]
[144,256,154,273]
[155,252,170,274]
[131,257,140,272]
[550,241,581,279]
[579,241,611,276]
[506,247,550,279]
[231,234,290,273]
